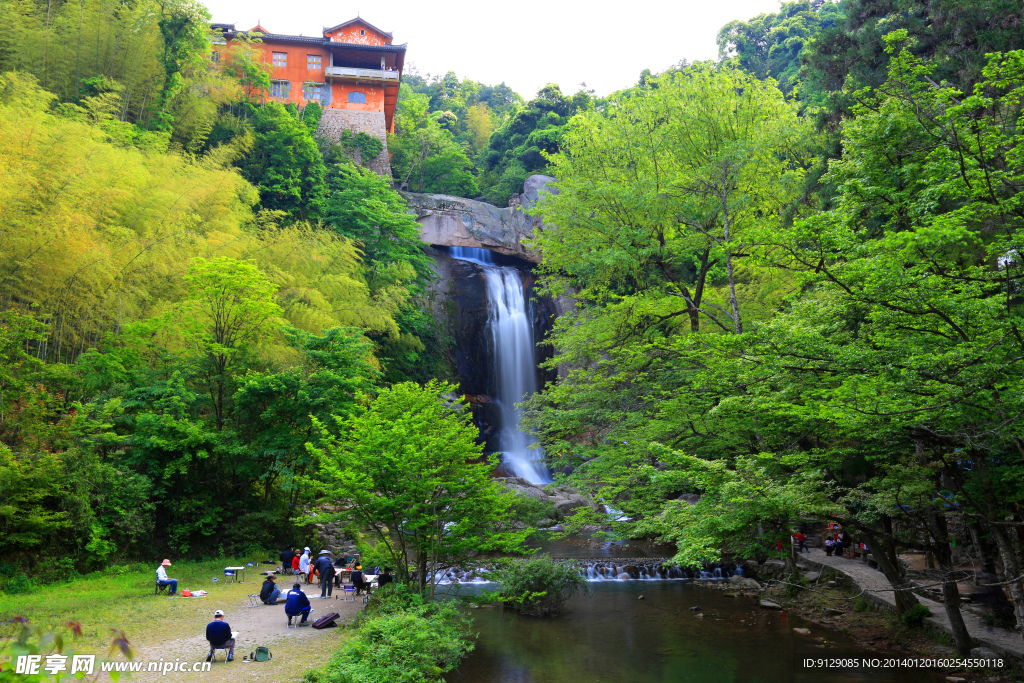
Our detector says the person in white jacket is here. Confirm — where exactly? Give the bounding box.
[298,548,311,582]
[156,559,178,595]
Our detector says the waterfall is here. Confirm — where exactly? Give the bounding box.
[451,247,551,484]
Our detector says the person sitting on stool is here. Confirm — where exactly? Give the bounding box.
[285,583,312,625]
[376,568,394,589]
[156,559,177,595]
[351,565,367,595]
[259,574,282,604]
[313,550,335,599]
[205,610,234,661]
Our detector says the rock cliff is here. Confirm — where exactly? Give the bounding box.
[400,174,556,262]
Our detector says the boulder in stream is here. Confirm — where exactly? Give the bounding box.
[729,575,762,591]
[759,599,783,610]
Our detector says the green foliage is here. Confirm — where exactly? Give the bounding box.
[311,381,531,593]
[479,83,592,205]
[389,84,480,197]
[336,130,385,165]
[304,585,474,683]
[242,102,328,222]
[490,555,590,617]
[717,0,841,96]
[900,603,930,628]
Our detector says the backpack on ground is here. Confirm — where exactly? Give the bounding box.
[250,646,272,662]
[312,612,340,629]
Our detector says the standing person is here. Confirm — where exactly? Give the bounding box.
[285,582,312,626]
[291,553,300,576]
[205,610,234,662]
[156,559,178,596]
[313,550,335,599]
[838,531,852,558]
[299,548,311,583]
[791,531,808,554]
[279,546,295,573]
[834,532,845,557]
[259,575,282,605]
[824,537,835,556]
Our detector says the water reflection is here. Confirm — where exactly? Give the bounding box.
[446,582,943,683]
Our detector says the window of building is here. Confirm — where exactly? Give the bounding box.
[273,52,287,67]
[307,54,321,69]
[271,80,291,98]
[304,82,324,100]
[359,29,365,35]
[210,50,220,64]
[348,91,366,104]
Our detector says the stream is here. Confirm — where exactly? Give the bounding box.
[442,535,944,683]
[445,581,943,683]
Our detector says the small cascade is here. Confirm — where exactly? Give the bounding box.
[428,559,739,585]
[450,246,550,484]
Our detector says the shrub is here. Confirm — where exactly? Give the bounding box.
[304,585,474,683]
[900,603,931,628]
[492,555,590,617]
[853,596,872,612]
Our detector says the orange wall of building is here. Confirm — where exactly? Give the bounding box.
[331,83,385,110]
[222,39,392,113]
[324,24,391,46]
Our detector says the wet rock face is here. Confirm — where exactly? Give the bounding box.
[428,248,556,450]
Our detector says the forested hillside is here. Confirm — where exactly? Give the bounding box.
[0,0,448,574]
[524,0,1024,652]
[3,0,1024,657]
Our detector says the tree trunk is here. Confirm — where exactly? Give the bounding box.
[988,523,1024,636]
[719,186,742,334]
[417,552,427,595]
[860,534,920,616]
[925,510,973,656]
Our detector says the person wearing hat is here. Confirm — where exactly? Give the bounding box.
[205,610,234,662]
[313,550,335,599]
[350,565,366,595]
[298,548,311,582]
[156,559,177,596]
[259,574,283,604]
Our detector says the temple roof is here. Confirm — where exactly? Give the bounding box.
[212,24,406,52]
[322,17,393,39]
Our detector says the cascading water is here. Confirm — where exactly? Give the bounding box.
[451,247,551,484]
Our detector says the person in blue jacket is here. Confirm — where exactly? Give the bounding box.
[313,550,335,599]
[284,583,312,626]
[205,610,234,662]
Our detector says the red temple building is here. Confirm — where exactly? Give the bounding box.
[211,17,405,175]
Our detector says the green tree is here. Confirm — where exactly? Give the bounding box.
[234,326,380,505]
[311,381,530,594]
[242,102,327,222]
[174,257,282,430]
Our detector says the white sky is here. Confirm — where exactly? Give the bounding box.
[205,0,786,98]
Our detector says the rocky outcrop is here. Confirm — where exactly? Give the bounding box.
[496,476,593,518]
[401,175,556,263]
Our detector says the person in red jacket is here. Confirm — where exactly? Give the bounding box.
[791,531,809,554]
[291,553,301,577]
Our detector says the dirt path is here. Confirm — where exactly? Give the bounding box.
[115,580,363,683]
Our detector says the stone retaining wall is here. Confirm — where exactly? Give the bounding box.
[315,109,392,177]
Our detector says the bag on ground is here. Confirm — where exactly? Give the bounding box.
[312,612,340,629]
[250,646,272,662]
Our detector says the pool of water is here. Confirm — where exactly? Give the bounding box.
[445,581,943,683]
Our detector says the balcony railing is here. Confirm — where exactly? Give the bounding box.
[325,66,399,80]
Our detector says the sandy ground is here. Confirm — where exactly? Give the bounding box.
[105,578,364,683]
